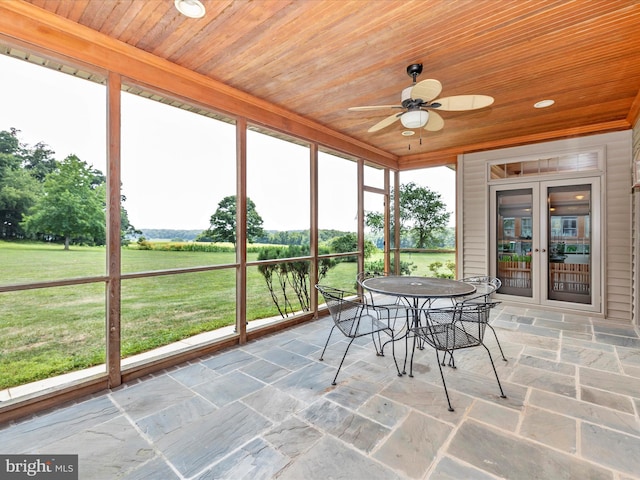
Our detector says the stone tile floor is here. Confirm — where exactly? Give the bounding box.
[1,304,640,479]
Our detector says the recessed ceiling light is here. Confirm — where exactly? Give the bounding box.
[534,99,555,108]
[402,130,415,136]
[175,0,206,18]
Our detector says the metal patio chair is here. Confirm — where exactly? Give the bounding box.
[409,302,507,411]
[455,276,507,361]
[457,276,502,302]
[356,271,411,360]
[316,284,402,386]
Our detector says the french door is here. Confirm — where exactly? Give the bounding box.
[490,177,601,312]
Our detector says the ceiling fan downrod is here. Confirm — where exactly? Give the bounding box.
[406,63,423,84]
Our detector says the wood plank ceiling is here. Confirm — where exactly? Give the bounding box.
[16,0,640,167]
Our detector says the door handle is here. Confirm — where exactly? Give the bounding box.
[541,248,546,252]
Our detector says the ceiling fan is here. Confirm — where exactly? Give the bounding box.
[348,63,494,133]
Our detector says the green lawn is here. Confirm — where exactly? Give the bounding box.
[0,241,454,389]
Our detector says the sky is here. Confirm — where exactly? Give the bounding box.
[0,53,455,232]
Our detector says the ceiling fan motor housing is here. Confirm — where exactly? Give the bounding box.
[401,86,414,102]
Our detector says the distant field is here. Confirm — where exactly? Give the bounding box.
[0,241,454,388]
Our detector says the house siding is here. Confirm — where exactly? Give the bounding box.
[458,130,632,322]
[457,154,489,277]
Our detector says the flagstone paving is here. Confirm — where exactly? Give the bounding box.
[1,304,639,479]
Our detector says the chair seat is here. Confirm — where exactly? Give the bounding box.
[336,311,392,337]
[414,322,481,351]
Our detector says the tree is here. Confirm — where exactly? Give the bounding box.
[0,129,43,238]
[120,196,141,245]
[22,155,105,249]
[365,182,451,248]
[400,182,450,248]
[329,232,377,259]
[21,141,58,182]
[0,128,20,154]
[203,195,264,247]
[0,164,41,238]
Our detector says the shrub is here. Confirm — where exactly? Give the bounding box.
[256,245,337,318]
[427,260,456,278]
[363,258,415,276]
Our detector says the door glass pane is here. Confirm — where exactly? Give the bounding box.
[496,189,533,297]
[547,185,591,304]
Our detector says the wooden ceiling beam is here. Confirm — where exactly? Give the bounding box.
[627,89,640,128]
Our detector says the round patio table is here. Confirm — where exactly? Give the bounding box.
[361,275,476,306]
[361,276,477,373]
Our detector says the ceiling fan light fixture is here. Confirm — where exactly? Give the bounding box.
[402,130,415,136]
[175,0,206,18]
[401,110,429,129]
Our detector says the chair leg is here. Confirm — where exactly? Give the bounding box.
[408,330,418,378]
[481,342,507,399]
[371,330,384,356]
[414,311,425,350]
[381,311,407,358]
[488,324,507,361]
[400,310,411,374]
[444,350,456,368]
[388,328,402,377]
[433,349,454,412]
[380,333,393,357]
[332,337,356,385]
[403,323,410,375]
[319,325,336,361]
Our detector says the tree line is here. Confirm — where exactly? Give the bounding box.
[2,127,452,251]
[196,186,453,250]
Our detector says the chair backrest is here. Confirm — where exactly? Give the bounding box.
[425,302,498,345]
[355,271,368,292]
[355,271,368,284]
[356,271,401,306]
[357,271,394,284]
[453,301,497,340]
[315,284,365,337]
[458,276,501,302]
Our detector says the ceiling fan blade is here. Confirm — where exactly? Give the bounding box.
[368,113,401,132]
[348,105,402,111]
[433,94,494,111]
[410,79,442,102]
[424,110,444,131]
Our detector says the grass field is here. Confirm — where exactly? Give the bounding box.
[0,241,454,389]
